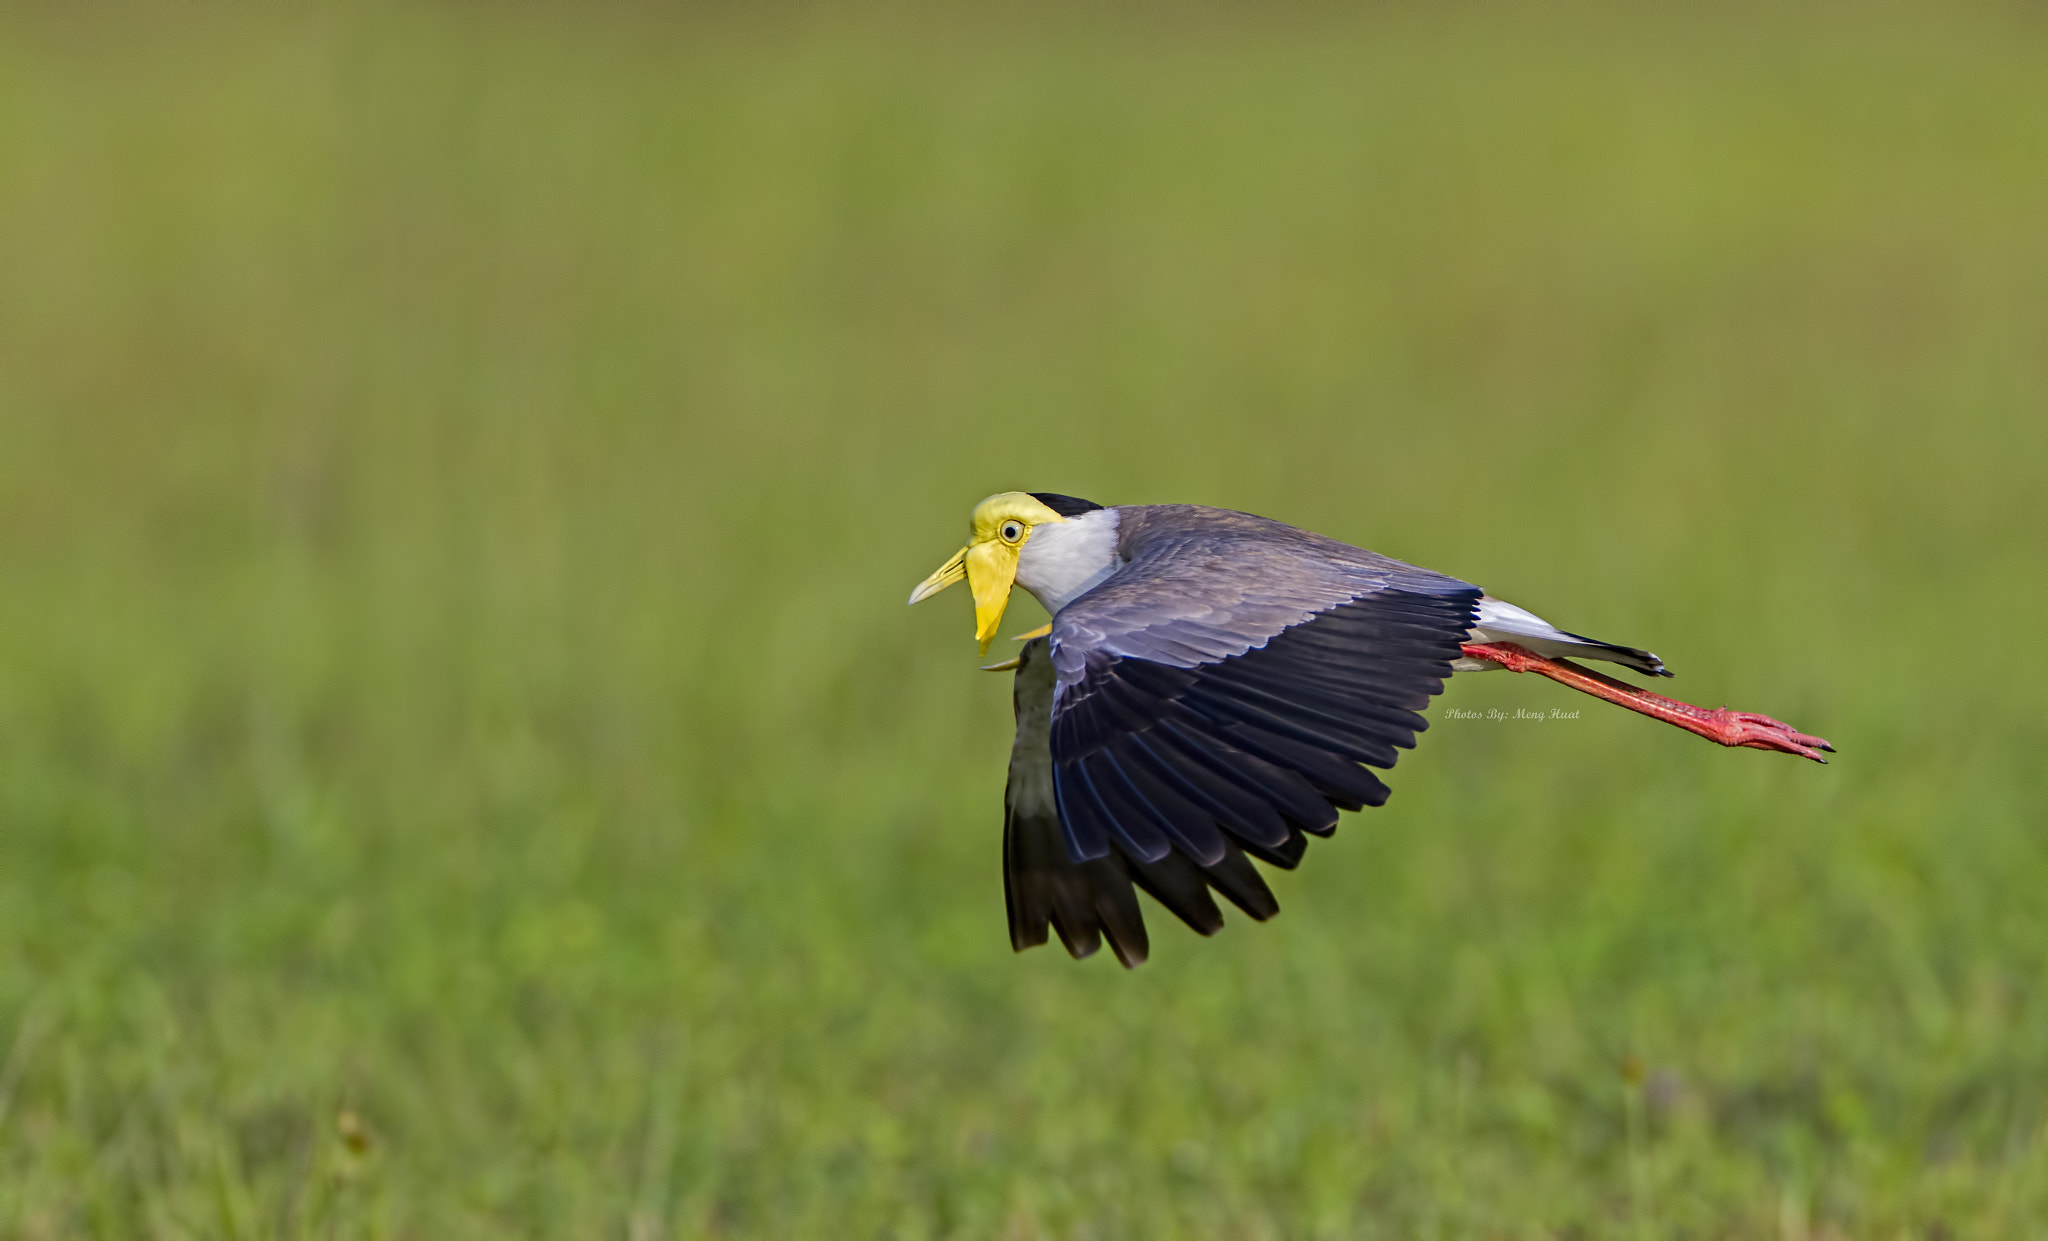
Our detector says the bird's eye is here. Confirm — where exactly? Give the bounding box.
[1000,521,1024,543]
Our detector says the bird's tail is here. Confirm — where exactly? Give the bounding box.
[1464,596,1671,678]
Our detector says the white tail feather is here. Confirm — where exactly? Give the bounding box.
[1460,596,1670,677]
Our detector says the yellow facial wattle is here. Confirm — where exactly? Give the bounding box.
[965,538,1022,653]
[906,491,1069,655]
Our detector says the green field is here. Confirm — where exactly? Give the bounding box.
[3,5,2046,1236]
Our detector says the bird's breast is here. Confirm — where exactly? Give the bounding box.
[1016,508,1122,614]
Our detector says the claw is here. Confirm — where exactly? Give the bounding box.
[1711,708,1834,762]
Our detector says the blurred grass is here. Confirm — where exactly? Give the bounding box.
[3,3,2047,1236]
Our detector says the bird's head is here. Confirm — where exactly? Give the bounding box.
[907,491,1075,653]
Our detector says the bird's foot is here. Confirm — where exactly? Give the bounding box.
[1699,709,1836,762]
[1459,642,1834,764]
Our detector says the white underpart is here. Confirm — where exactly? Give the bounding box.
[1015,508,1122,614]
[1453,596,1615,672]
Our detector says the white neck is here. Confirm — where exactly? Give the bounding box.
[1015,508,1121,614]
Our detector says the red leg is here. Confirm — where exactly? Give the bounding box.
[1459,642,1834,763]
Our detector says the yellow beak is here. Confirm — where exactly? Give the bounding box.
[907,539,1023,655]
[907,546,967,606]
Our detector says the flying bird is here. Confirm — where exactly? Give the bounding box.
[909,492,1832,967]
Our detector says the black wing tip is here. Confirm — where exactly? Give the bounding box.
[1078,908,1149,965]
[1050,923,1101,960]
[1020,829,1294,964]
[1038,915,1149,967]
[1208,849,1282,921]
[1239,827,1309,870]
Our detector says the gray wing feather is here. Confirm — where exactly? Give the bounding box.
[1051,506,1475,696]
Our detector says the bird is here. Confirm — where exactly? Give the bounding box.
[908,492,1832,968]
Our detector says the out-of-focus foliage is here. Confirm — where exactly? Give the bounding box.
[2,4,2045,1236]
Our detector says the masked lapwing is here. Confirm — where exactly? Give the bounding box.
[909,492,1832,967]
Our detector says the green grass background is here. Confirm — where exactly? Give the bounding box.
[3,4,2046,1237]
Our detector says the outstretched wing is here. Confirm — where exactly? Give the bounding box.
[1037,506,1480,961]
[1005,637,1283,967]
